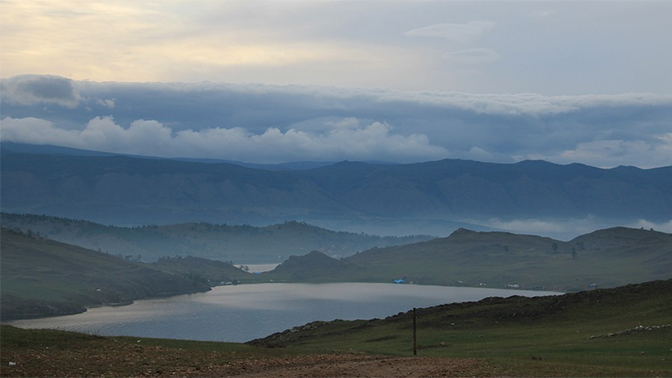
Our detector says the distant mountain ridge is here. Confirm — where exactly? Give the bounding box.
[0,141,336,170]
[2,143,671,236]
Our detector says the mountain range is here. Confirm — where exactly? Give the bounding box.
[2,142,671,238]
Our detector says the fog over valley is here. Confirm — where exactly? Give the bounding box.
[2,2,672,375]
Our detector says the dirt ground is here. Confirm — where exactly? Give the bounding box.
[150,354,491,378]
[2,351,492,377]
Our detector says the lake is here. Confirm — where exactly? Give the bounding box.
[7,283,560,343]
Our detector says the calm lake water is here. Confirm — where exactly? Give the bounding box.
[8,283,559,343]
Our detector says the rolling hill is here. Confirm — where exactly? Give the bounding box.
[247,278,672,376]
[2,279,672,376]
[0,213,431,263]
[261,227,672,292]
[0,228,249,320]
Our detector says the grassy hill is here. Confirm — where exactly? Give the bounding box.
[3,223,670,322]
[261,227,672,292]
[149,255,251,285]
[1,213,431,263]
[0,228,249,320]
[2,279,670,377]
[249,278,672,376]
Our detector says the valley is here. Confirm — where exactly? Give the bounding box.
[2,278,671,377]
[2,218,671,322]
[2,146,672,376]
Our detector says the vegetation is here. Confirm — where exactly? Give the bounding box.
[261,227,672,292]
[4,222,670,321]
[250,278,672,376]
[2,279,670,377]
[0,228,247,320]
[1,213,431,263]
[149,255,250,285]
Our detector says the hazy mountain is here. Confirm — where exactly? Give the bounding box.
[0,141,334,170]
[262,227,672,292]
[0,213,431,263]
[2,144,671,238]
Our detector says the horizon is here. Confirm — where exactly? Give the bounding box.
[1,1,671,169]
[2,75,671,169]
[2,140,671,171]
[2,1,671,238]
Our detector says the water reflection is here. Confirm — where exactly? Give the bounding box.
[8,283,559,342]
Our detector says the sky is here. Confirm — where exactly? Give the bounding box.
[1,0,672,168]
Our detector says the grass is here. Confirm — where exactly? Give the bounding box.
[0,229,213,320]
[3,289,672,377]
[2,224,672,376]
[261,227,672,292]
[250,279,672,376]
[0,325,321,377]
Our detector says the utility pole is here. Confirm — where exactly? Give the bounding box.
[413,307,417,356]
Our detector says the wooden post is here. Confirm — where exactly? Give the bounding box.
[413,307,417,356]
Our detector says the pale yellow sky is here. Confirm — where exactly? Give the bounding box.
[1,0,671,93]
[0,1,411,86]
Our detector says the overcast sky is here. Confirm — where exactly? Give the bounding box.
[1,1,671,168]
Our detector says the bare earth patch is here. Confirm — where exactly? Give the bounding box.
[2,346,490,377]
[218,354,487,378]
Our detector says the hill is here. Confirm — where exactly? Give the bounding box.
[247,279,672,376]
[0,213,431,263]
[261,227,672,291]
[0,228,249,320]
[268,250,362,281]
[2,148,671,237]
[2,280,671,376]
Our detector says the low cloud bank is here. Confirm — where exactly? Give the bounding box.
[484,217,672,241]
[2,76,672,167]
[0,116,448,163]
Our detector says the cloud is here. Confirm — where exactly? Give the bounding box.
[2,77,672,168]
[557,139,672,169]
[404,21,496,44]
[484,216,672,240]
[529,10,557,20]
[443,48,501,65]
[0,116,449,164]
[485,217,603,240]
[95,99,115,109]
[2,2,670,94]
[0,75,81,108]
[632,219,672,234]
[0,117,78,145]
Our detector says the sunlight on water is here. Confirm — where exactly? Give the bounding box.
[8,283,559,342]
